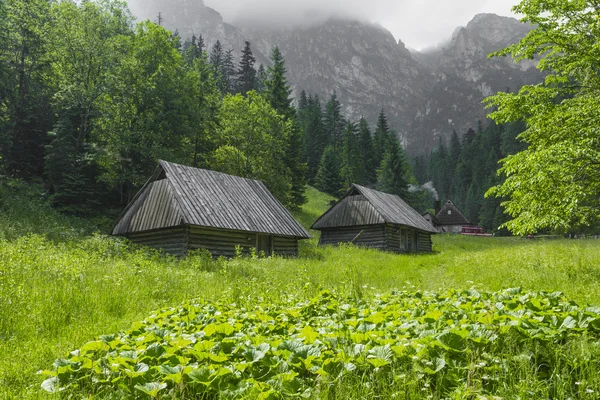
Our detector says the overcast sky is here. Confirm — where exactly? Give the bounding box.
[204,0,519,50]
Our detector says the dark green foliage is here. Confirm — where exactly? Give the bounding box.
[222,49,236,95]
[422,121,527,233]
[2,0,53,178]
[373,110,391,168]
[183,34,203,65]
[357,117,375,185]
[377,138,409,199]
[298,90,308,111]
[300,95,326,184]
[315,145,345,197]
[236,41,256,96]
[263,46,306,209]
[323,91,344,149]
[264,47,294,119]
[210,41,236,95]
[255,63,267,92]
[340,121,362,188]
[0,0,306,217]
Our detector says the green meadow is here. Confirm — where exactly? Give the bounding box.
[2,182,600,399]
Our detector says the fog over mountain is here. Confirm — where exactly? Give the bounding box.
[125,0,541,154]
[204,0,517,50]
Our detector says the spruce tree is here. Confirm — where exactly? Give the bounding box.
[323,91,344,148]
[222,49,236,94]
[255,63,267,92]
[298,90,308,111]
[263,47,305,208]
[209,40,224,68]
[340,121,362,187]
[373,109,390,168]
[376,138,409,199]
[303,95,325,184]
[315,145,345,197]
[237,41,256,96]
[183,35,202,65]
[265,47,294,118]
[357,117,376,185]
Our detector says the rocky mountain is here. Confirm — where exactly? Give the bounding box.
[243,20,430,146]
[408,14,540,151]
[125,1,542,155]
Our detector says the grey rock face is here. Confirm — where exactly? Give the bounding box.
[243,20,432,146]
[407,14,541,153]
[125,2,542,155]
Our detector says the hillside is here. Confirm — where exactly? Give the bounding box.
[2,181,600,398]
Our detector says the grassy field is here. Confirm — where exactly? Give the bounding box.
[2,181,600,398]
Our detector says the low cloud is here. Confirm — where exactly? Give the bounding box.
[205,0,518,49]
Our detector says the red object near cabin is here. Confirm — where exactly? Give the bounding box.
[461,226,494,236]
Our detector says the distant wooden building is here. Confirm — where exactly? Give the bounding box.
[311,185,437,253]
[112,161,310,257]
[435,200,471,233]
[422,212,441,233]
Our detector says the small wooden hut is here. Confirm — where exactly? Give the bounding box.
[435,200,471,233]
[112,161,310,257]
[311,185,437,253]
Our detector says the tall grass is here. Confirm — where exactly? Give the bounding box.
[1,180,600,398]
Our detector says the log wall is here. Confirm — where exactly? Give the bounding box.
[127,225,300,258]
[125,227,187,257]
[319,225,387,250]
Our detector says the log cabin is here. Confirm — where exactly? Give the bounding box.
[435,200,471,233]
[311,184,437,253]
[112,161,310,257]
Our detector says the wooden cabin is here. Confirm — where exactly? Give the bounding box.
[112,161,310,257]
[422,212,441,233]
[435,200,471,233]
[311,185,437,253]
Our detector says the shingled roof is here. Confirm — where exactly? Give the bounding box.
[113,161,310,238]
[435,200,471,226]
[311,184,437,233]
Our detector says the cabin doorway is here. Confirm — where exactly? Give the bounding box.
[256,235,272,256]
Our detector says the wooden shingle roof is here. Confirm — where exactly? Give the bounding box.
[435,200,471,226]
[113,161,310,238]
[311,184,437,233]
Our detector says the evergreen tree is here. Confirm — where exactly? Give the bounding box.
[357,117,376,185]
[236,41,256,95]
[323,91,344,148]
[340,121,362,187]
[183,34,203,65]
[264,47,294,118]
[315,145,345,197]
[255,63,267,92]
[298,90,308,111]
[302,95,325,183]
[263,47,305,208]
[413,155,428,184]
[373,109,390,168]
[209,40,224,67]
[222,49,236,94]
[376,139,409,199]
[171,29,182,52]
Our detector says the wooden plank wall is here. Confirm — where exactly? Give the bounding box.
[126,227,187,257]
[418,232,433,253]
[385,224,433,253]
[273,236,298,257]
[319,225,387,250]
[188,226,256,258]
[188,226,300,258]
[385,225,402,253]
